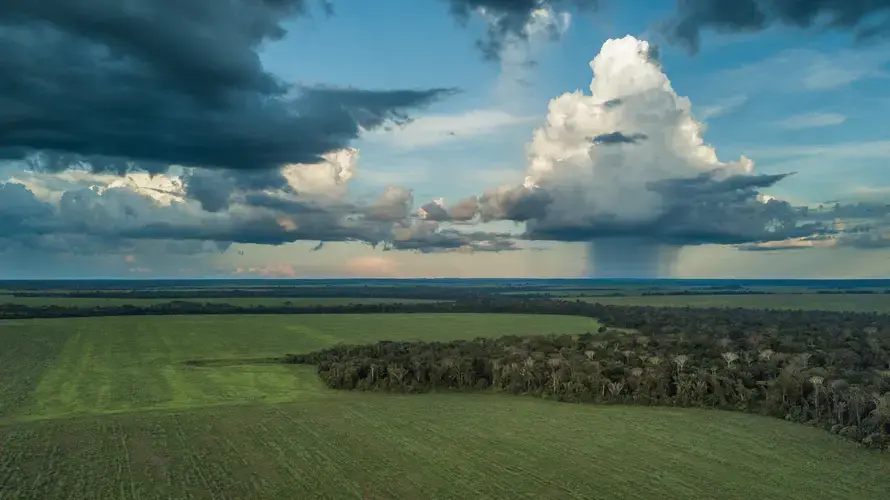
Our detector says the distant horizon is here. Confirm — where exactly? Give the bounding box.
[4,277,890,283]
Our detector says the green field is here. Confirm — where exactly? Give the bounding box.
[1,314,596,421]
[3,395,888,500]
[2,313,888,499]
[583,293,890,312]
[0,295,437,307]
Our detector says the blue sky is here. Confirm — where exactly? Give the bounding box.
[2,0,890,278]
[261,0,890,206]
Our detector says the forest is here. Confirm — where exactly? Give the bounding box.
[288,302,890,450]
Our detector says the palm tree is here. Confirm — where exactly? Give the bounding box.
[721,352,739,369]
[810,376,824,419]
[607,381,624,399]
[777,365,800,408]
[492,359,502,387]
[870,392,890,451]
[672,354,689,376]
[758,349,774,361]
[548,357,563,394]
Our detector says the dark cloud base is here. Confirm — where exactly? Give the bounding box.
[0,179,517,256]
[663,0,890,53]
[0,0,455,174]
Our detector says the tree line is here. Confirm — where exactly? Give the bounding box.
[287,303,890,451]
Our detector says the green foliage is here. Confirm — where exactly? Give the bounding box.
[586,294,890,312]
[295,305,890,450]
[0,295,438,307]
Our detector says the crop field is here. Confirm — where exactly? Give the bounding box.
[1,314,596,420]
[3,395,889,500]
[0,295,438,307]
[2,312,889,499]
[584,293,890,312]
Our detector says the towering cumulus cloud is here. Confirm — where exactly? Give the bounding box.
[527,36,753,276]
[443,35,817,277]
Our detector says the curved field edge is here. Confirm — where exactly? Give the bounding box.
[0,314,600,421]
[1,394,887,500]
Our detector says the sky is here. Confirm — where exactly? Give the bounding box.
[2,0,890,279]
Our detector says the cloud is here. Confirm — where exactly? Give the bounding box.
[662,0,890,53]
[715,45,890,94]
[363,109,534,150]
[735,199,890,251]
[590,131,648,145]
[387,220,519,253]
[697,95,748,120]
[478,183,553,222]
[775,112,847,130]
[364,186,414,222]
[506,34,790,245]
[413,35,876,276]
[446,0,596,60]
[0,149,519,259]
[0,0,455,173]
[419,197,479,222]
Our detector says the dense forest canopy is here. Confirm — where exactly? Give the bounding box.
[284,300,890,450]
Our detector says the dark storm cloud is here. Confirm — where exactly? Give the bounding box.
[523,198,823,245]
[419,201,451,221]
[183,169,289,212]
[0,0,455,173]
[0,182,54,233]
[479,185,553,221]
[242,192,344,214]
[445,0,601,60]
[470,171,832,245]
[807,201,890,220]
[590,132,648,145]
[649,172,794,201]
[662,0,890,53]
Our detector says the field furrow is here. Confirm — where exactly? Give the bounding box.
[1,313,889,499]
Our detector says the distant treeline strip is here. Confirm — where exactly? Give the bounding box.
[9,287,504,301]
[12,289,890,301]
[4,298,890,326]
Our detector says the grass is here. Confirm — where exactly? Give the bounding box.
[581,293,890,312]
[1,313,888,499]
[1,395,888,499]
[1,314,599,420]
[0,295,438,307]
